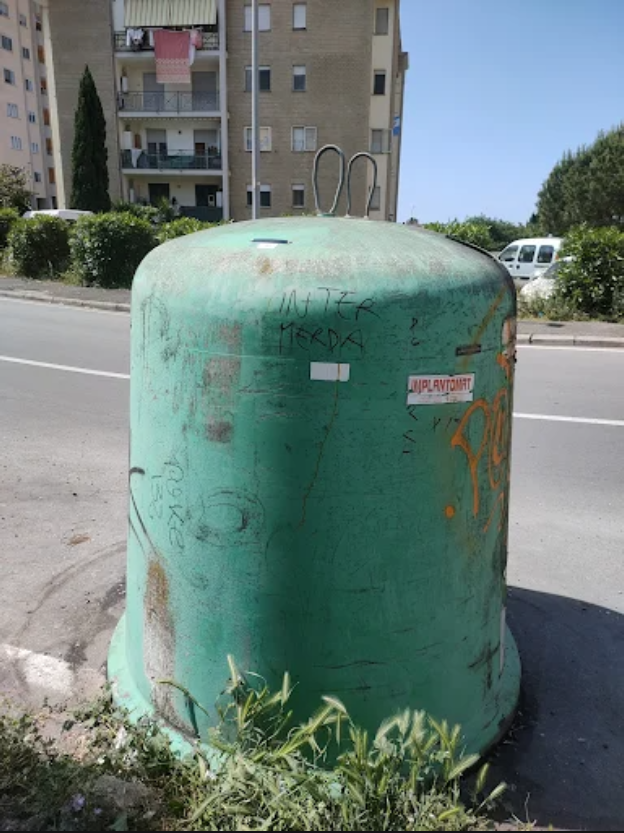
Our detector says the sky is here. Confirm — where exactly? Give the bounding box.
[397,0,624,224]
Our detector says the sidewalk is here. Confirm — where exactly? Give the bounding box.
[2,275,624,347]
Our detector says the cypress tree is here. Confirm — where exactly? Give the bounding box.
[70,66,110,212]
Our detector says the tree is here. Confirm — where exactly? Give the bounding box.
[0,165,32,213]
[424,219,494,251]
[464,215,522,249]
[536,124,624,234]
[70,66,110,212]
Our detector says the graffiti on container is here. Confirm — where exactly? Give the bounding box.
[149,459,186,550]
[451,386,510,533]
[278,287,380,322]
[278,322,365,356]
[277,287,379,356]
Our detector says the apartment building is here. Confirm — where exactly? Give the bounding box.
[0,0,57,208]
[41,0,407,221]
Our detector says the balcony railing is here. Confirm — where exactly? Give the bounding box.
[118,91,220,113]
[114,30,219,51]
[121,149,222,171]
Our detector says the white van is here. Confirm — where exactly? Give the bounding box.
[22,209,93,222]
[497,237,564,280]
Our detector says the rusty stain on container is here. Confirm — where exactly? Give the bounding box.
[207,418,234,444]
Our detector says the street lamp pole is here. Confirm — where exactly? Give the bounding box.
[251,0,260,220]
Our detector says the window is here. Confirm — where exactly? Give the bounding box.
[34,171,41,182]
[518,245,536,264]
[45,137,52,155]
[40,78,47,94]
[370,128,391,154]
[0,2,8,17]
[375,7,389,34]
[293,64,306,91]
[28,111,36,123]
[245,65,271,91]
[247,184,271,208]
[43,107,50,125]
[25,77,33,91]
[22,46,30,59]
[2,35,13,51]
[10,136,22,150]
[244,4,271,31]
[48,167,55,184]
[537,245,555,264]
[260,184,271,208]
[19,13,27,26]
[499,245,518,263]
[244,126,272,151]
[369,186,381,211]
[293,3,306,29]
[35,13,42,31]
[31,141,39,153]
[292,126,317,152]
[4,67,15,84]
[37,46,45,63]
[6,102,18,117]
[373,71,386,95]
[292,184,305,208]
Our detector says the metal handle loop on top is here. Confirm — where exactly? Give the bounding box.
[312,144,346,216]
[346,152,378,219]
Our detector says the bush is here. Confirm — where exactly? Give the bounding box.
[424,220,494,251]
[110,200,160,224]
[7,216,70,279]
[0,207,19,249]
[156,217,210,243]
[557,225,624,318]
[70,212,157,288]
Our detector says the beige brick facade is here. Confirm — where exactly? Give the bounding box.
[38,0,406,219]
[227,0,374,220]
[40,0,120,206]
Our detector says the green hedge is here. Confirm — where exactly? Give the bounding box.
[558,225,624,319]
[157,217,211,243]
[70,212,157,288]
[7,216,70,279]
[0,208,20,249]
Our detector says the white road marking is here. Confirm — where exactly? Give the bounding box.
[0,354,129,379]
[0,354,622,428]
[1,643,73,696]
[514,412,624,428]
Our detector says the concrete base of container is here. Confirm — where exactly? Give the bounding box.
[108,613,521,760]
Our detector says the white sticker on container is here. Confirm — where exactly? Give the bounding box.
[407,374,474,405]
[310,362,350,382]
[257,242,278,250]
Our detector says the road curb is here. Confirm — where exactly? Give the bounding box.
[0,289,130,313]
[2,289,624,348]
[519,333,624,348]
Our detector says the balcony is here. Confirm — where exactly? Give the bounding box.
[114,30,219,52]
[118,91,220,115]
[121,149,222,172]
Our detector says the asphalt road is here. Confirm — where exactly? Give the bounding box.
[1,297,623,830]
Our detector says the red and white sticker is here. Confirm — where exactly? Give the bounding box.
[407,373,475,405]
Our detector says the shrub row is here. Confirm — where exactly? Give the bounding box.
[556,225,624,319]
[5,213,214,286]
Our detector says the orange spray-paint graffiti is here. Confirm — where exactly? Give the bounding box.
[451,376,511,533]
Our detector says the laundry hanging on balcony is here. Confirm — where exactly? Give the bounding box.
[154,29,191,84]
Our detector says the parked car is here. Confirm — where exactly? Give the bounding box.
[519,257,572,301]
[22,209,93,222]
[498,236,564,280]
